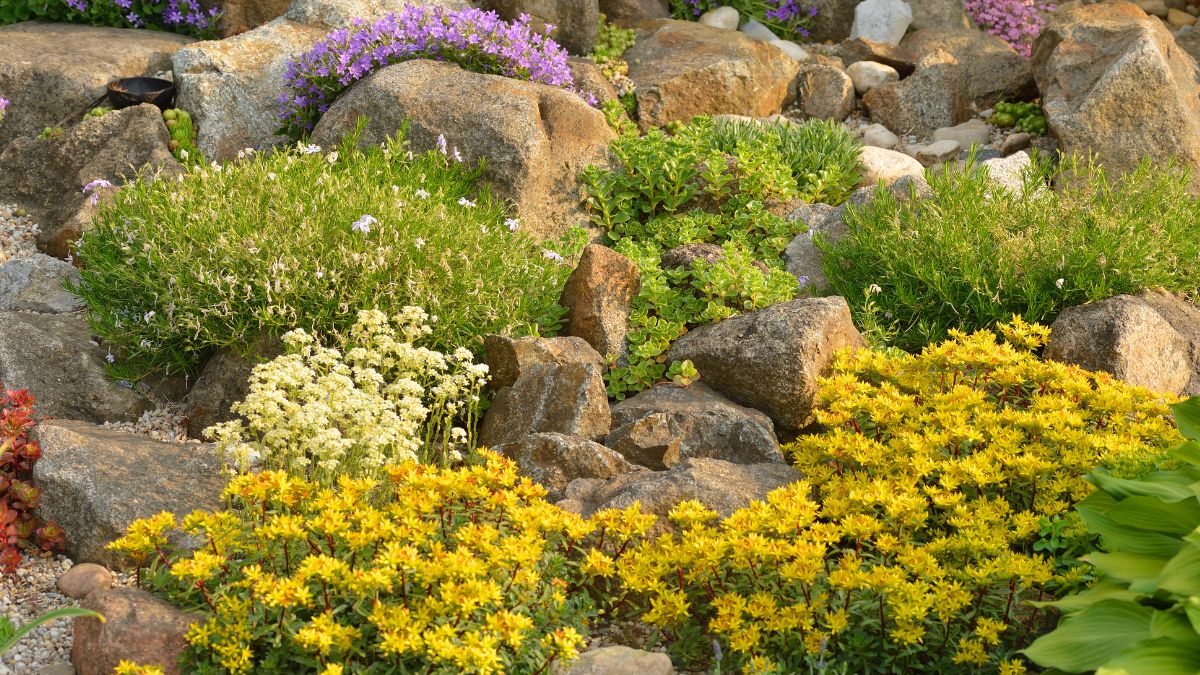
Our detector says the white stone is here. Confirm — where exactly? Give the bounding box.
[850,0,913,46]
[914,138,961,166]
[932,118,991,149]
[861,123,899,148]
[982,150,1033,193]
[739,18,780,42]
[859,145,925,185]
[769,39,810,61]
[846,60,899,94]
[699,6,739,30]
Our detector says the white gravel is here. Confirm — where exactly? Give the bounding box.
[0,554,75,675]
[0,203,41,264]
[102,402,195,444]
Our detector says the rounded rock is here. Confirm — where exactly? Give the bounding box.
[56,563,113,600]
[769,39,810,61]
[698,6,739,30]
[846,60,899,94]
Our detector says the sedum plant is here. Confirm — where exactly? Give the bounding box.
[108,453,655,674]
[1023,396,1200,674]
[603,321,1181,673]
[71,126,578,378]
[0,386,64,573]
[821,155,1200,352]
[581,115,861,397]
[208,307,489,484]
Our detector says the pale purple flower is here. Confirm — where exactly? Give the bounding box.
[415,237,426,249]
[82,178,114,206]
[436,134,448,155]
[0,97,8,113]
[351,214,377,234]
[1055,278,1065,289]
[452,146,463,163]
[963,0,1055,57]
[504,218,520,232]
[298,143,322,154]
[415,188,430,199]
[542,249,564,263]
[457,197,476,208]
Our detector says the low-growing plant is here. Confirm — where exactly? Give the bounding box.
[964,0,1055,58]
[1023,395,1200,673]
[988,100,1046,136]
[109,453,655,674]
[820,155,1200,352]
[208,307,489,484]
[581,115,861,397]
[162,108,200,164]
[0,0,218,37]
[71,125,579,377]
[670,0,817,41]
[606,320,1181,673]
[279,6,587,137]
[0,387,64,573]
[591,14,636,110]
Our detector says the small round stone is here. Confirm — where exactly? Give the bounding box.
[56,563,112,600]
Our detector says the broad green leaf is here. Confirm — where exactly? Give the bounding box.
[1036,579,1143,613]
[0,607,102,654]
[1186,597,1200,635]
[1171,397,1200,442]
[1108,495,1200,536]
[1096,637,1200,675]
[1159,544,1200,596]
[1170,440,1200,468]
[1086,552,1171,592]
[1022,599,1154,672]
[1091,470,1197,503]
[1079,497,1186,558]
[1150,609,1200,644]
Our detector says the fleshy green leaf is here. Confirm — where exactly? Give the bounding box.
[1022,599,1154,672]
[1091,470,1197,503]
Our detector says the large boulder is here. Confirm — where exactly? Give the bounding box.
[73,588,198,675]
[624,19,802,129]
[479,0,600,54]
[862,48,969,137]
[216,0,293,35]
[667,297,865,431]
[284,0,469,27]
[902,27,1036,109]
[0,254,83,313]
[0,104,181,258]
[493,432,636,500]
[1032,3,1200,190]
[559,458,802,536]
[311,59,614,241]
[483,335,604,389]
[172,17,327,161]
[806,0,859,43]
[0,312,151,423]
[181,335,283,439]
[31,420,225,567]
[838,36,917,77]
[1045,290,1200,395]
[598,0,669,26]
[607,383,783,470]
[908,0,971,30]
[480,363,612,446]
[561,244,640,360]
[0,23,192,151]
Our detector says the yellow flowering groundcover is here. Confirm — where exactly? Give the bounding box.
[112,321,1182,673]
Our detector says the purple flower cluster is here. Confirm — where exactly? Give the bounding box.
[963,0,1056,57]
[58,0,218,34]
[670,0,818,40]
[279,6,586,136]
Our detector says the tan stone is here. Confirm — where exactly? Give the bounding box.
[56,563,113,600]
[73,588,197,675]
[561,245,640,360]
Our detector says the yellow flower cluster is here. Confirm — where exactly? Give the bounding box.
[108,452,651,674]
[610,321,1179,673]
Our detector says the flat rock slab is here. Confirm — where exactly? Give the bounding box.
[0,22,192,151]
[32,420,225,568]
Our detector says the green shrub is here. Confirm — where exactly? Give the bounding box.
[0,0,218,38]
[820,156,1200,352]
[581,115,861,397]
[72,127,579,377]
[1023,395,1200,674]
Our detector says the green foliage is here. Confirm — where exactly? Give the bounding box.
[989,101,1047,136]
[580,115,861,397]
[71,127,579,377]
[1,607,104,654]
[820,155,1200,352]
[36,127,63,141]
[1023,396,1200,674]
[0,0,218,38]
[592,14,635,62]
[162,108,200,165]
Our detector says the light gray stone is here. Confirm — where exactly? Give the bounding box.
[982,150,1032,192]
[860,145,924,184]
[0,255,83,313]
[770,39,810,61]
[932,118,991,149]
[861,122,900,148]
[699,6,739,30]
[850,0,913,46]
[557,646,675,675]
[846,59,899,94]
[739,18,780,41]
[913,138,961,166]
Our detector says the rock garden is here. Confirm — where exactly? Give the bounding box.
[5,0,1200,672]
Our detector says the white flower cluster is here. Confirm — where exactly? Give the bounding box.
[207,307,489,485]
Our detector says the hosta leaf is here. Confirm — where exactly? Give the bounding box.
[1096,637,1200,675]
[1091,471,1197,503]
[1170,397,1200,442]
[1022,599,1154,672]
[1108,495,1200,536]
[1035,579,1143,613]
[1079,495,1186,558]
[1158,544,1200,596]
[1086,552,1171,591]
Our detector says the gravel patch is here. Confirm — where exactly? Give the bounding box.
[0,554,75,675]
[102,402,196,444]
[0,203,41,264]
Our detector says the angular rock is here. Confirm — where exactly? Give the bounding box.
[73,588,198,675]
[783,212,843,294]
[493,432,636,500]
[1032,3,1200,190]
[794,64,856,121]
[625,20,801,129]
[846,60,899,94]
[0,104,181,258]
[217,0,292,35]
[806,0,861,43]
[850,0,913,46]
[182,335,283,439]
[607,383,783,470]
[558,646,675,675]
[173,18,326,162]
[1137,289,1200,395]
[0,254,83,313]
[668,297,865,430]
[0,312,150,423]
[569,56,621,105]
[913,139,961,166]
[598,0,669,26]
[312,59,613,241]
[32,420,225,567]
[1044,292,1195,394]
[57,563,113,600]
[863,48,969,136]
[699,6,740,30]
[859,145,925,185]
[480,0,599,54]
[908,0,971,30]
[559,458,803,536]
[932,118,991,148]
[480,363,611,446]
[838,36,916,76]
[562,244,640,360]
[484,335,604,389]
[0,23,192,151]
[902,27,1036,109]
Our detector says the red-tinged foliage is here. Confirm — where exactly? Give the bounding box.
[0,385,60,573]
